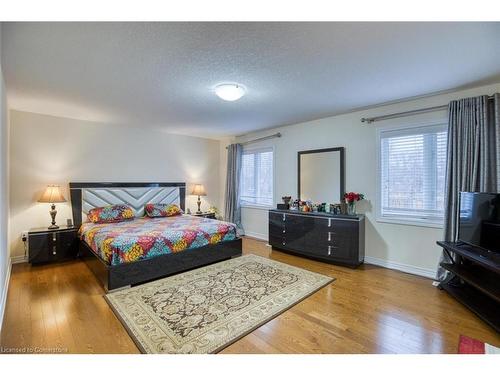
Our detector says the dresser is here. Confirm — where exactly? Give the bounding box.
[28,226,79,264]
[268,209,365,267]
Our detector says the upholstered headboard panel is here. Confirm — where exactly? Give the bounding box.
[69,182,186,226]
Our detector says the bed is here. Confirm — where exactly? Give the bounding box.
[70,182,242,291]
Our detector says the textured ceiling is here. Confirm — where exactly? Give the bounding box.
[2,22,500,138]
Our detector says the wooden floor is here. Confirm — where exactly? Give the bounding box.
[1,237,499,353]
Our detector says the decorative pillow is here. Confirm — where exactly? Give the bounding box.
[87,204,135,223]
[145,203,183,218]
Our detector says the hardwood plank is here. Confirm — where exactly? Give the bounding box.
[1,237,499,354]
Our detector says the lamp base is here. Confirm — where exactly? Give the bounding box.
[49,203,59,230]
[196,196,202,215]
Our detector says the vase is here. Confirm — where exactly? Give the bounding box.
[347,202,356,215]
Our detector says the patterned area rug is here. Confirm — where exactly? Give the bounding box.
[105,254,334,353]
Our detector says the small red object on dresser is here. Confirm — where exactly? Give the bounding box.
[458,335,485,354]
[458,335,500,354]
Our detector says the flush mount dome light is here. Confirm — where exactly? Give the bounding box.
[214,83,246,101]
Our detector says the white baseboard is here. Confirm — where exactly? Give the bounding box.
[243,231,268,242]
[364,256,436,280]
[11,255,27,264]
[241,231,436,280]
[0,257,12,334]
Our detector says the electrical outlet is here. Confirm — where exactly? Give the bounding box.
[20,230,29,260]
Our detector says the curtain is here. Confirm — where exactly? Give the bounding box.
[436,93,500,281]
[224,143,244,235]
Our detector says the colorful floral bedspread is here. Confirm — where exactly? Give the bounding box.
[79,215,237,265]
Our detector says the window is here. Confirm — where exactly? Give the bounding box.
[240,147,274,207]
[378,124,448,226]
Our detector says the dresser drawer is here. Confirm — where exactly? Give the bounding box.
[58,230,79,250]
[302,240,351,260]
[303,217,358,261]
[269,221,285,237]
[269,234,286,248]
[282,214,304,250]
[28,232,52,250]
[28,233,54,263]
[269,212,285,236]
[269,211,305,251]
[29,229,79,264]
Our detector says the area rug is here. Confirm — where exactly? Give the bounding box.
[105,254,333,354]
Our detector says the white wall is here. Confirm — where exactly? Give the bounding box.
[0,24,11,330]
[234,82,500,278]
[9,110,222,258]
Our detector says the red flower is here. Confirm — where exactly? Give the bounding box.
[344,192,365,203]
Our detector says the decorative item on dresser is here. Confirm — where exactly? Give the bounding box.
[269,209,365,267]
[37,185,67,229]
[344,191,365,215]
[277,196,292,210]
[190,184,207,214]
[28,225,79,264]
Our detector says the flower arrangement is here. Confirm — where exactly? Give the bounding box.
[344,192,365,203]
[343,192,365,215]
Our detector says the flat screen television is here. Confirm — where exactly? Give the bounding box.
[458,192,500,253]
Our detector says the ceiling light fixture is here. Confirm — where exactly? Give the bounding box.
[214,83,246,101]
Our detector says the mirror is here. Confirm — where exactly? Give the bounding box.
[298,147,345,203]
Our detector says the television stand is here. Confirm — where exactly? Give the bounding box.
[437,241,500,333]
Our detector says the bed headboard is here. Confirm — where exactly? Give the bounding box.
[69,182,186,226]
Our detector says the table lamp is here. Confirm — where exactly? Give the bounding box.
[38,185,67,229]
[190,184,206,214]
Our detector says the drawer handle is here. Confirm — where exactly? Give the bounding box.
[328,218,332,227]
[328,245,339,254]
[52,233,57,242]
[282,229,286,234]
[328,232,331,241]
[282,214,286,221]
[282,241,286,246]
[52,245,57,255]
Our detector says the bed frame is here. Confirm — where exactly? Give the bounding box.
[70,182,242,292]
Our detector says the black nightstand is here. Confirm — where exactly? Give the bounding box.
[28,225,79,264]
[190,212,216,219]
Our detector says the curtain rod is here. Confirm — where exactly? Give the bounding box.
[226,132,281,149]
[361,95,495,124]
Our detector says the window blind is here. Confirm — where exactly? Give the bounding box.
[379,124,448,223]
[240,148,274,207]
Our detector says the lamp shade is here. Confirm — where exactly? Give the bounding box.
[38,185,67,203]
[190,184,207,196]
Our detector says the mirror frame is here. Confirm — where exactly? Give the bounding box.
[297,147,345,203]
